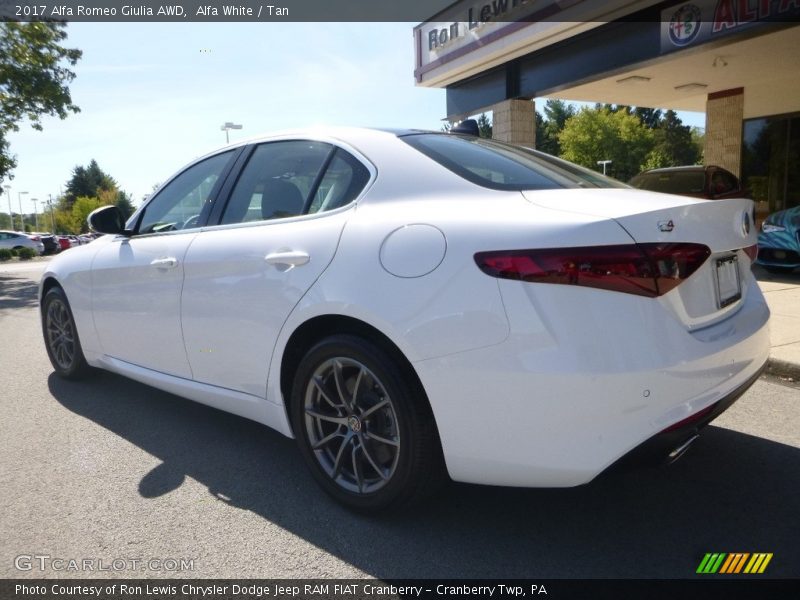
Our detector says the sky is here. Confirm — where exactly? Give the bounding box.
[4,22,705,217]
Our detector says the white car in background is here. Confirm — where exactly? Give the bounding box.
[0,230,45,254]
[39,126,769,511]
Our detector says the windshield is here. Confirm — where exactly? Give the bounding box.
[401,133,629,191]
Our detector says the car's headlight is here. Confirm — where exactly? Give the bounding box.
[762,223,786,233]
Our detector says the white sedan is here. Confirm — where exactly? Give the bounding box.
[39,126,769,511]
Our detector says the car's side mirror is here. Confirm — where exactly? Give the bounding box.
[88,205,127,235]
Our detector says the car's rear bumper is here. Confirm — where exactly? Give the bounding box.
[413,277,770,487]
[606,361,766,468]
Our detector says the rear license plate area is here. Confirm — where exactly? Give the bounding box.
[715,255,741,308]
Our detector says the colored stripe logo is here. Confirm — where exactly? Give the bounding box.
[697,553,773,574]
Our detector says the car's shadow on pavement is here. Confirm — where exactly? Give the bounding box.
[753,265,799,284]
[48,371,799,578]
[0,275,39,310]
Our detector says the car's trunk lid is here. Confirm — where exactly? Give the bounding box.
[521,188,758,330]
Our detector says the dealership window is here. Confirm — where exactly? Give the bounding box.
[742,114,800,219]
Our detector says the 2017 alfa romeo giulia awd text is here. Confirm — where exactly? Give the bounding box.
[40,127,769,511]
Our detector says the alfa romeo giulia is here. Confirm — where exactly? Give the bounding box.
[40,126,770,511]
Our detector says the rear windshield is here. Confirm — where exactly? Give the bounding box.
[629,171,705,194]
[401,133,629,191]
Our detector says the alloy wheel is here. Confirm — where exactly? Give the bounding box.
[303,357,401,494]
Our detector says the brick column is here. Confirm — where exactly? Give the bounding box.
[492,99,535,147]
[704,88,744,177]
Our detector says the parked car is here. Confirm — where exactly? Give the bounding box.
[629,165,746,200]
[56,236,72,252]
[39,127,768,511]
[34,232,60,255]
[0,230,44,254]
[757,205,800,273]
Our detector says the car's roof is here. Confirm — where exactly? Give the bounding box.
[225,126,431,148]
[183,126,442,172]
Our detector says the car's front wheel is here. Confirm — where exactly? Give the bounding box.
[42,286,90,379]
[291,334,443,512]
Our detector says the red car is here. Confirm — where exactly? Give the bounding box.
[629,165,746,200]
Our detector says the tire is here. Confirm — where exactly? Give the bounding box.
[764,265,795,274]
[290,334,444,512]
[42,286,91,379]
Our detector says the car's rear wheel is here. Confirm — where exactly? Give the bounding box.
[290,334,443,512]
[42,287,90,379]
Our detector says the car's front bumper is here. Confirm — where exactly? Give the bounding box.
[757,231,800,268]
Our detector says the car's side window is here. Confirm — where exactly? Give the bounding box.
[307,150,371,214]
[711,169,738,195]
[137,151,235,235]
[220,141,332,225]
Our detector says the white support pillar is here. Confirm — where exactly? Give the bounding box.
[492,99,536,147]
[704,88,744,177]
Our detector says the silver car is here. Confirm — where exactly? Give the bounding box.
[0,230,45,254]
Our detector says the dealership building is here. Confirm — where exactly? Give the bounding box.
[415,0,800,219]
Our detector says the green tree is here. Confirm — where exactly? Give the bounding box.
[476,113,492,138]
[64,159,116,206]
[537,99,576,155]
[0,22,82,185]
[559,106,654,181]
[632,107,663,129]
[115,190,136,220]
[71,196,105,233]
[690,126,705,163]
[646,110,700,168]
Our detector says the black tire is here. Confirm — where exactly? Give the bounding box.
[290,334,444,512]
[764,265,795,274]
[41,286,91,379]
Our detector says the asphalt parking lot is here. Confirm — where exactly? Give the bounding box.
[1,261,799,579]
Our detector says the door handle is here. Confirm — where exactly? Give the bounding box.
[265,250,310,269]
[150,257,178,269]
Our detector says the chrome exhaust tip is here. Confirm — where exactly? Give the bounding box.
[666,434,700,464]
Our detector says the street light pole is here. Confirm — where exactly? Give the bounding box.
[32,198,39,231]
[18,191,28,232]
[4,185,11,230]
[220,121,243,143]
[48,194,56,233]
[596,160,612,175]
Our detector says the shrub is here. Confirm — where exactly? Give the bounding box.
[9,247,18,257]
[17,247,37,260]
[0,248,12,261]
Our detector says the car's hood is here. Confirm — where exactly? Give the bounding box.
[763,205,800,229]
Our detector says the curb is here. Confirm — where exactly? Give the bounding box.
[766,357,800,381]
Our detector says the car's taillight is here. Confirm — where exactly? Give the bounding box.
[474,243,711,298]
[30,235,40,242]
[743,244,758,263]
